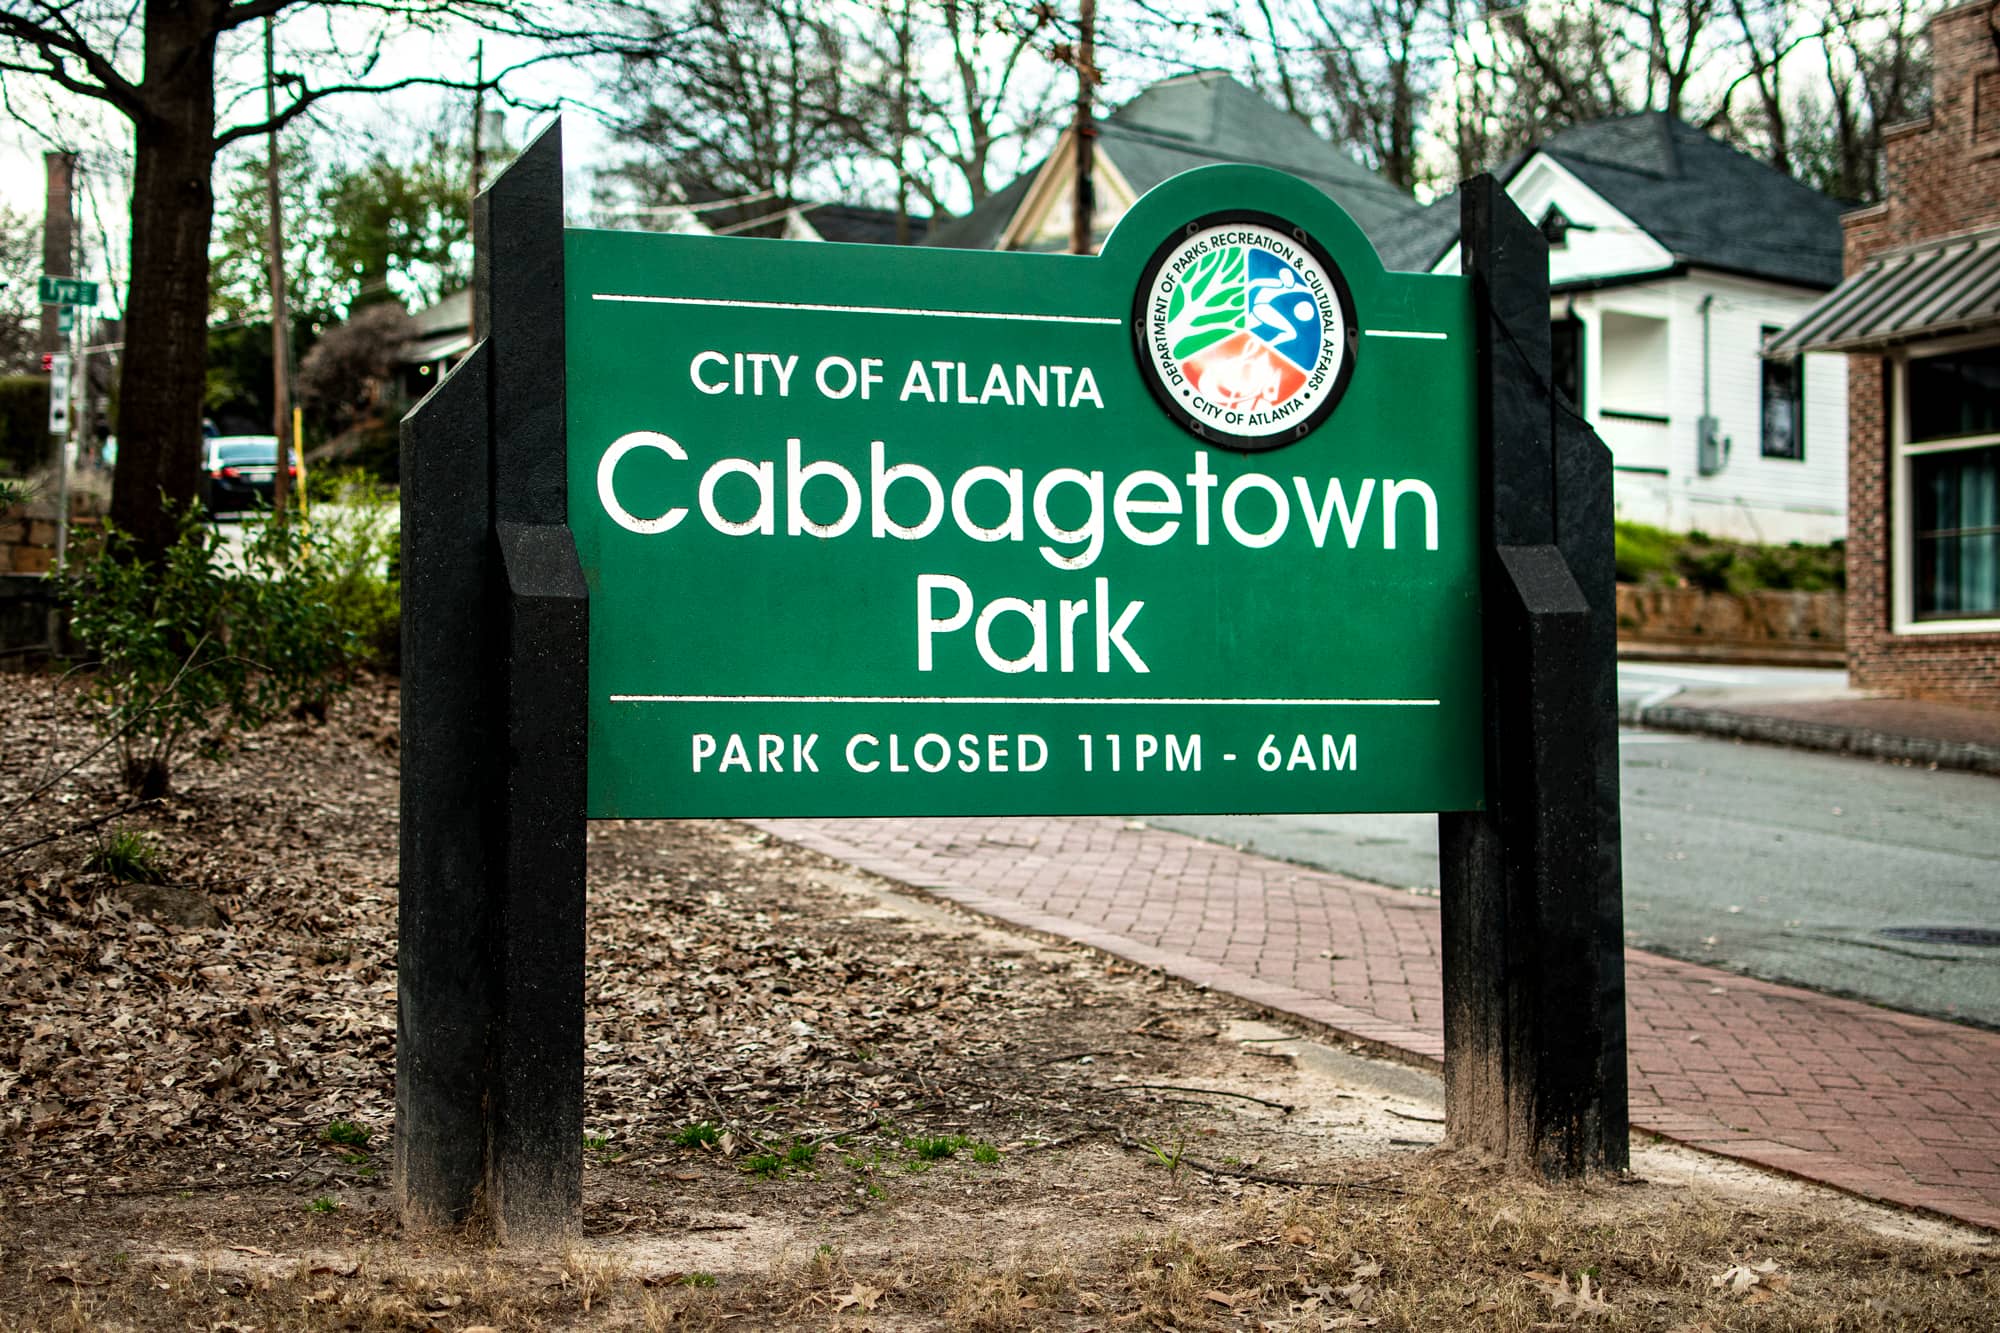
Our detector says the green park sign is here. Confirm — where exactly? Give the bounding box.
[565,167,1483,818]
[400,127,1627,1243]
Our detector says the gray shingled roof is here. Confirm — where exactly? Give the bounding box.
[926,72,1426,261]
[1402,114,1846,288]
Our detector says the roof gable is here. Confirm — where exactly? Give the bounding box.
[1403,113,1847,288]
[927,72,1422,256]
[1535,113,1846,289]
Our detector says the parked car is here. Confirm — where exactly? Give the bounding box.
[199,435,290,515]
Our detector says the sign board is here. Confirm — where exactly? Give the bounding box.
[565,168,1481,819]
[46,354,69,436]
[38,275,96,307]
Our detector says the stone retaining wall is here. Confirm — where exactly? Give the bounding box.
[0,492,103,663]
[1616,585,1845,665]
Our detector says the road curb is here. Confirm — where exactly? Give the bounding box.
[1620,701,2000,776]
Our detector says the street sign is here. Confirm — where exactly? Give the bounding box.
[565,166,1483,819]
[46,354,69,435]
[38,275,97,307]
[56,305,73,334]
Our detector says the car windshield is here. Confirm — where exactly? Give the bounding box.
[213,441,276,466]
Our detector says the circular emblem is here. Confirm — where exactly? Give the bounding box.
[1133,212,1358,451]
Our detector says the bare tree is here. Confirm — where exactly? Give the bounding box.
[0,1,652,559]
[603,0,853,209]
[864,0,1065,215]
[1714,0,1813,173]
[1812,0,1931,200]
[1279,0,1457,190]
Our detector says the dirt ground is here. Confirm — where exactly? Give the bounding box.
[1,674,1995,1331]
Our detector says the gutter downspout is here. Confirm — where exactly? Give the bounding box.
[1697,294,1729,476]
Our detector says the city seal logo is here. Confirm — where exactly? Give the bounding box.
[1134,212,1357,451]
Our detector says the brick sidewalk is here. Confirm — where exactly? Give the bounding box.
[756,815,2000,1232]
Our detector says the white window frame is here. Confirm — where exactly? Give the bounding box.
[1891,333,2000,635]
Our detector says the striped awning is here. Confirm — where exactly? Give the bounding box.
[1767,225,2000,357]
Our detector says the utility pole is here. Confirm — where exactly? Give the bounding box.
[40,152,78,650]
[893,1,913,246]
[469,41,485,345]
[266,16,293,518]
[39,153,75,362]
[1069,0,1096,256]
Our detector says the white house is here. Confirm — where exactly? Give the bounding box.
[1422,114,1851,544]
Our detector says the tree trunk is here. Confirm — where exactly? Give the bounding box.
[110,3,220,561]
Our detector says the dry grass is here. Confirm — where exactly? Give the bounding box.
[2,1151,1993,1331]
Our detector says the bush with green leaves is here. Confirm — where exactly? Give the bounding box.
[64,508,355,797]
[1614,521,1844,594]
[298,472,400,670]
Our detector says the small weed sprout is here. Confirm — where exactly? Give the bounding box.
[680,1271,716,1287]
[674,1121,721,1148]
[321,1120,370,1149]
[307,1195,338,1214]
[971,1141,1001,1164]
[906,1134,971,1162]
[583,1132,610,1151]
[784,1140,819,1169]
[1142,1137,1188,1181]
[742,1153,786,1178]
[85,829,166,884]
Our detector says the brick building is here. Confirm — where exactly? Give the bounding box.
[1772,0,2000,705]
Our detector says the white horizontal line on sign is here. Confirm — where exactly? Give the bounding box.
[593,293,1123,326]
[610,694,1440,706]
[1363,329,1448,340]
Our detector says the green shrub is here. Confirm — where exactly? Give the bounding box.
[298,473,400,670]
[0,376,50,477]
[63,507,354,797]
[1612,520,1844,594]
[1613,521,1677,584]
[85,829,167,883]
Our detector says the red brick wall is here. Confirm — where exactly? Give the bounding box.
[1841,0,2000,707]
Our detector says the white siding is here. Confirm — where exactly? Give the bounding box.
[1659,273,1847,544]
[1431,158,1848,543]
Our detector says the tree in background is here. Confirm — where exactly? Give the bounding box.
[0,206,40,378]
[596,0,1064,227]
[840,0,1065,218]
[209,140,337,326]
[0,0,652,560]
[602,0,854,211]
[296,303,414,438]
[321,138,486,312]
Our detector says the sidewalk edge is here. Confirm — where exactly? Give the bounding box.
[1620,702,2000,775]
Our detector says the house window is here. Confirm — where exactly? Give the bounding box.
[1760,328,1803,459]
[1909,344,2000,443]
[1551,315,1583,412]
[1900,343,2000,624]
[1913,445,1999,618]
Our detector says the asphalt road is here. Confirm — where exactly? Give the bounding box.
[1151,665,2000,1029]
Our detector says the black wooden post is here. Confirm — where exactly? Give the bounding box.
[477,123,590,1243]
[395,345,494,1227]
[397,121,589,1243]
[1437,175,1629,1176]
